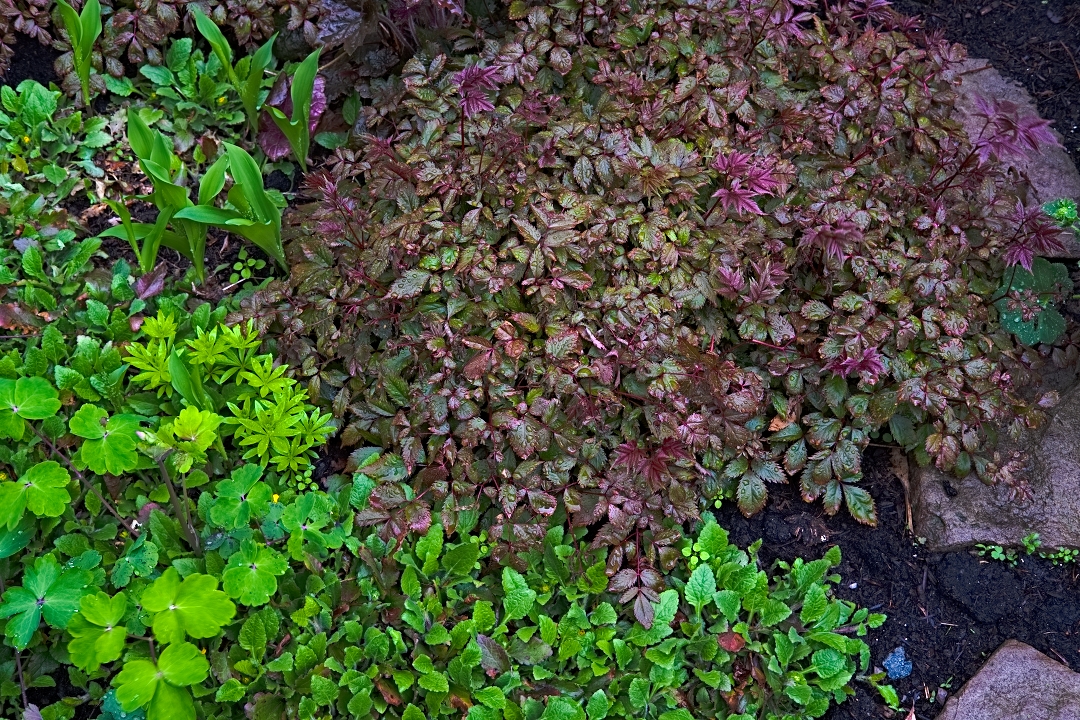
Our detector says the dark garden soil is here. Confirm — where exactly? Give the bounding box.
[892,0,1080,158]
[719,447,1080,720]
[0,34,60,88]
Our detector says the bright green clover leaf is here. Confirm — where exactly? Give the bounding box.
[141,568,236,644]
[281,493,331,560]
[501,567,536,621]
[222,539,288,606]
[68,591,129,671]
[114,640,208,720]
[0,376,61,440]
[0,555,91,649]
[69,404,141,475]
[157,407,223,473]
[0,460,72,530]
[209,464,272,529]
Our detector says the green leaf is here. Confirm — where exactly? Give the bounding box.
[114,641,207,720]
[239,614,268,660]
[441,542,480,576]
[223,539,288,607]
[0,376,61,439]
[685,564,716,613]
[474,686,506,710]
[759,598,792,626]
[540,697,584,720]
[415,523,443,574]
[215,678,245,702]
[0,555,91,649]
[388,270,431,299]
[141,568,236,644]
[67,591,128,671]
[800,584,828,625]
[585,690,608,720]
[714,589,741,622]
[0,460,71,530]
[210,464,272,529]
[627,678,650,710]
[310,674,338,706]
[811,648,846,678]
[417,671,449,693]
[501,567,536,621]
[69,404,141,475]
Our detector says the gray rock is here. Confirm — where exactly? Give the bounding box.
[951,59,1080,258]
[936,640,1080,720]
[911,370,1080,551]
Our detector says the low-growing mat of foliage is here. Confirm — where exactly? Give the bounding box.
[0,0,1078,717]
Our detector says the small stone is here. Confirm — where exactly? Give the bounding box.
[936,640,1080,720]
[883,647,913,680]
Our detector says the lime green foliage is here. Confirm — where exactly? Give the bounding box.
[192,7,277,134]
[0,80,113,198]
[55,0,102,107]
[141,568,236,644]
[113,641,209,720]
[266,48,320,171]
[173,143,286,269]
[0,555,91,649]
[67,591,129,671]
[125,312,333,483]
[228,247,267,285]
[1044,198,1079,232]
[131,35,245,153]
[995,257,1071,346]
[99,108,226,282]
[69,404,141,475]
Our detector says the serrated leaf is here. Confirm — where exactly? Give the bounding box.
[501,567,536,621]
[387,270,431,299]
[67,591,128,671]
[685,564,716,613]
[0,555,91,649]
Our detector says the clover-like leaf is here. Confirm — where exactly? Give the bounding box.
[68,591,129,671]
[222,539,288,606]
[114,641,208,720]
[69,404,141,475]
[0,461,72,530]
[0,377,61,440]
[0,555,92,649]
[209,464,272,529]
[141,569,236,644]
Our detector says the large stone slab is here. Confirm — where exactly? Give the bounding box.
[936,640,1080,720]
[911,370,1080,551]
[951,59,1080,258]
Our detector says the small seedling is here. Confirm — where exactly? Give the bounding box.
[228,248,266,284]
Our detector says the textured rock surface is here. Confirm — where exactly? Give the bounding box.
[911,369,1080,551]
[952,58,1080,258]
[936,640,1080,720]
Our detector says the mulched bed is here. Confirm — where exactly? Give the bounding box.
[893,0,1080,159]
[7,4,1080,720]
[720,449,1080,720]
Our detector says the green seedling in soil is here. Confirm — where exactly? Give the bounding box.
[55,0,102,108]
[266,48,320,171]
[192,7,277,135]
[98,109,225,282]
[132,35,244,154]
[227,247,266,285]
[173,143,286,269]
[0,80,112,198]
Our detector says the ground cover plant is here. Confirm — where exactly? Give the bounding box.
[0,0,1075,717]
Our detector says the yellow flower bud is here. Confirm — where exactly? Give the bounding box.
[272,493,280,503]
[217,96,226,104]
[21,136,30,144]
